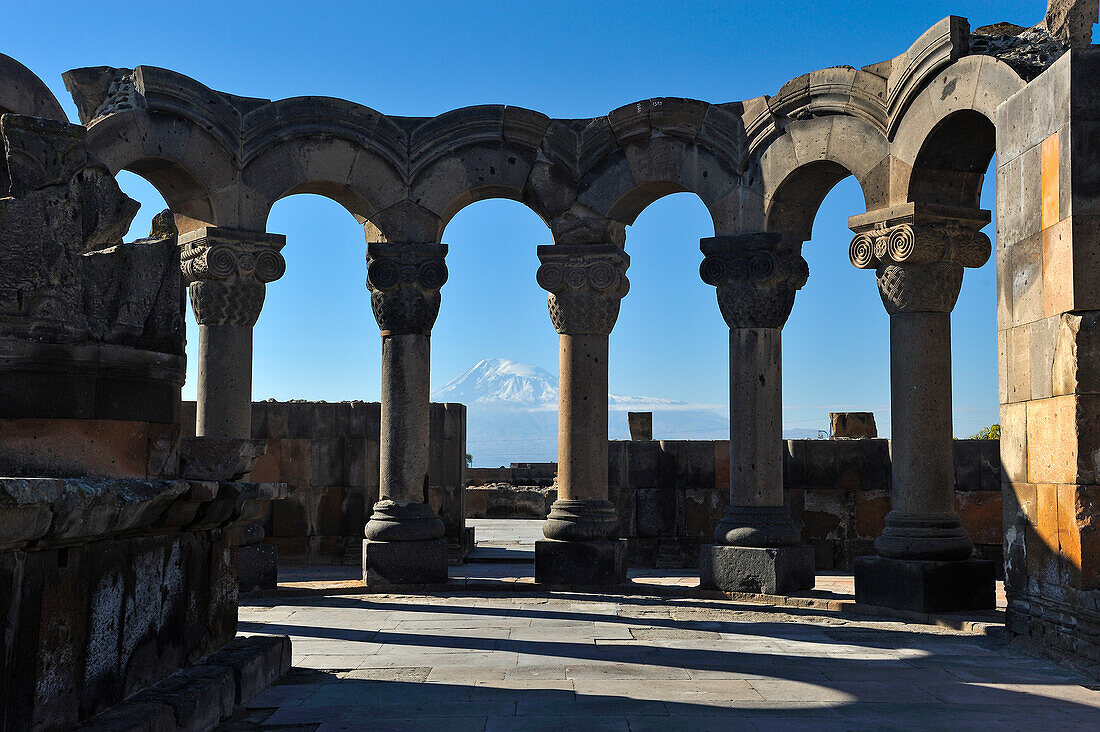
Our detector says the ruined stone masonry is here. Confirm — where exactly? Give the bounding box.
[2,3,1100,726]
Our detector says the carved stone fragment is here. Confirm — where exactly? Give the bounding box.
[535,244,629,335]
[699,233,808,329]
[366,242,448,335]
[180,227,287,327]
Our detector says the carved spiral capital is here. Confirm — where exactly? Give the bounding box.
[876,261,964,315]
[536,244,629,335]
[366,242,449,335]
[179,227,287,327]
[849,221,990,271]
[699,234,808,329]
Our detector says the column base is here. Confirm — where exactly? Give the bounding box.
[854,556,995,613]
[362,538,448,586]
[535,539,626,585]
[237,543,278,593]
[699,544,815,595]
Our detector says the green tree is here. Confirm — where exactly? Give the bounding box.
[968,424,1001,440]
[465,453,473,467]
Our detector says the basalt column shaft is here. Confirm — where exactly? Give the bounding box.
[698,233,815,594]
[535,244,629,585]
[848,205,996,612]
[362,242,449,586]
[180,226,287,439]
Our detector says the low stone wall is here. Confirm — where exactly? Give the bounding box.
[469,438,1002,573]
[0,477,281,730]
[466,484,557,518]
[610,438,1001,571]
[467,462,557,487]
[184,400,469,564]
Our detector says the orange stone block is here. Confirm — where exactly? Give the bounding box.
[0,418,159,479]
[1025,394,1100,485]
[1041,132,1060,230]
[1029,483,1061,583]
[955,491,1003,545]
[855,490,891,539]
[250,438,283,482]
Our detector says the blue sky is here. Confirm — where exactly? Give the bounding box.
[6,0,1049,437]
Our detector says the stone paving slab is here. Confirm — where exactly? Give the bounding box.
[227,587,1100,730]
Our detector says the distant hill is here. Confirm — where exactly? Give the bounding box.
[433,359,824,465]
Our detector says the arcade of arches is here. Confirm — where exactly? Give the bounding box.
[2,3,1100,728]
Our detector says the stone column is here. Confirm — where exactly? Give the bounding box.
[697,233,815,594]
[180,227,287,438]
[362,242,450,585]
[534,244,630,585]
[848,204,995,612]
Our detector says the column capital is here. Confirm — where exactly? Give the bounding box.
[536,244,629,335]
[699,233,808,329]
[180,226,287,327]
[366,242,448,335]
[848,204,991,315]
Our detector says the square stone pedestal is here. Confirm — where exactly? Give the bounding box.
[237,543,278,593]
[535,539,627,585]
[363,538,448,586]
[699,544,815,595]
[854,556,995,613]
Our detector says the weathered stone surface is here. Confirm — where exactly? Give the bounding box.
[362,538,448,586]
[534,538,627,585]
[829,412,877,439]
[627,411,653,441]
[178,437,267,481]
[699,544,815,595]
[854,556,996,613]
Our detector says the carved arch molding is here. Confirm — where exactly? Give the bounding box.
[3,15,1048,241]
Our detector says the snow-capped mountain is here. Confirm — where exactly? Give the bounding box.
[432,359,729,465]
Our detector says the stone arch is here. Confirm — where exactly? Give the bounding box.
[0,52,67,121]
[81,111,229,234]
[892,54,1025,206]
[572,99,745,235]
[758,115,889,242]
[241,97,409,231]
[406,105,551,240]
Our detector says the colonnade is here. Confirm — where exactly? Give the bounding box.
[182,205,996,610]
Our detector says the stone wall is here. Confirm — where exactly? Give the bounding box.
[998,49,1100,667]
[183,400,468,564]
[467,438,996,571]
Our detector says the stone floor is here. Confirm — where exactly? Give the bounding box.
[231,587,1100,731]
[229,521,1091,729]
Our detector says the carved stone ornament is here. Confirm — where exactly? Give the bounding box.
[535,244,630,335]
[699,233,808,329]
[180,227,287,327]
[848,206,990,316]
[366,242,448,335]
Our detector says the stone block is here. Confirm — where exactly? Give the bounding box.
[1007,323,1032,402]
[853,556,996,612]
[349,401,381,439]
[978,439,1002,491]
[1026,394,1100,484]
[855,490,891,539]
[833,439,861,492]
[265,402,290,439]
[534,539,627,585]
[1000,401,1028,484]
[787,439,837,490]
[1054,311,1100,396]
[249,439,282,483]
[0,418,156,479]
[279,439,311,486]
[237,543,277,593]
[829,412,877,438]
[953,439,980,490]
[1030,315,1058,400]
[635,487,675,538]
[714,441,730,491]
[363,538,448,586]
[699,544,815,595]
[310,439,347,487]
[271,489,308,537]
[955,490,1003,545]
[625,440,662,489]
[662,440,717,491]
[250,403,267,440]
[627,412,652,440]
[680,488,723,541]
[340,485,367,537]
